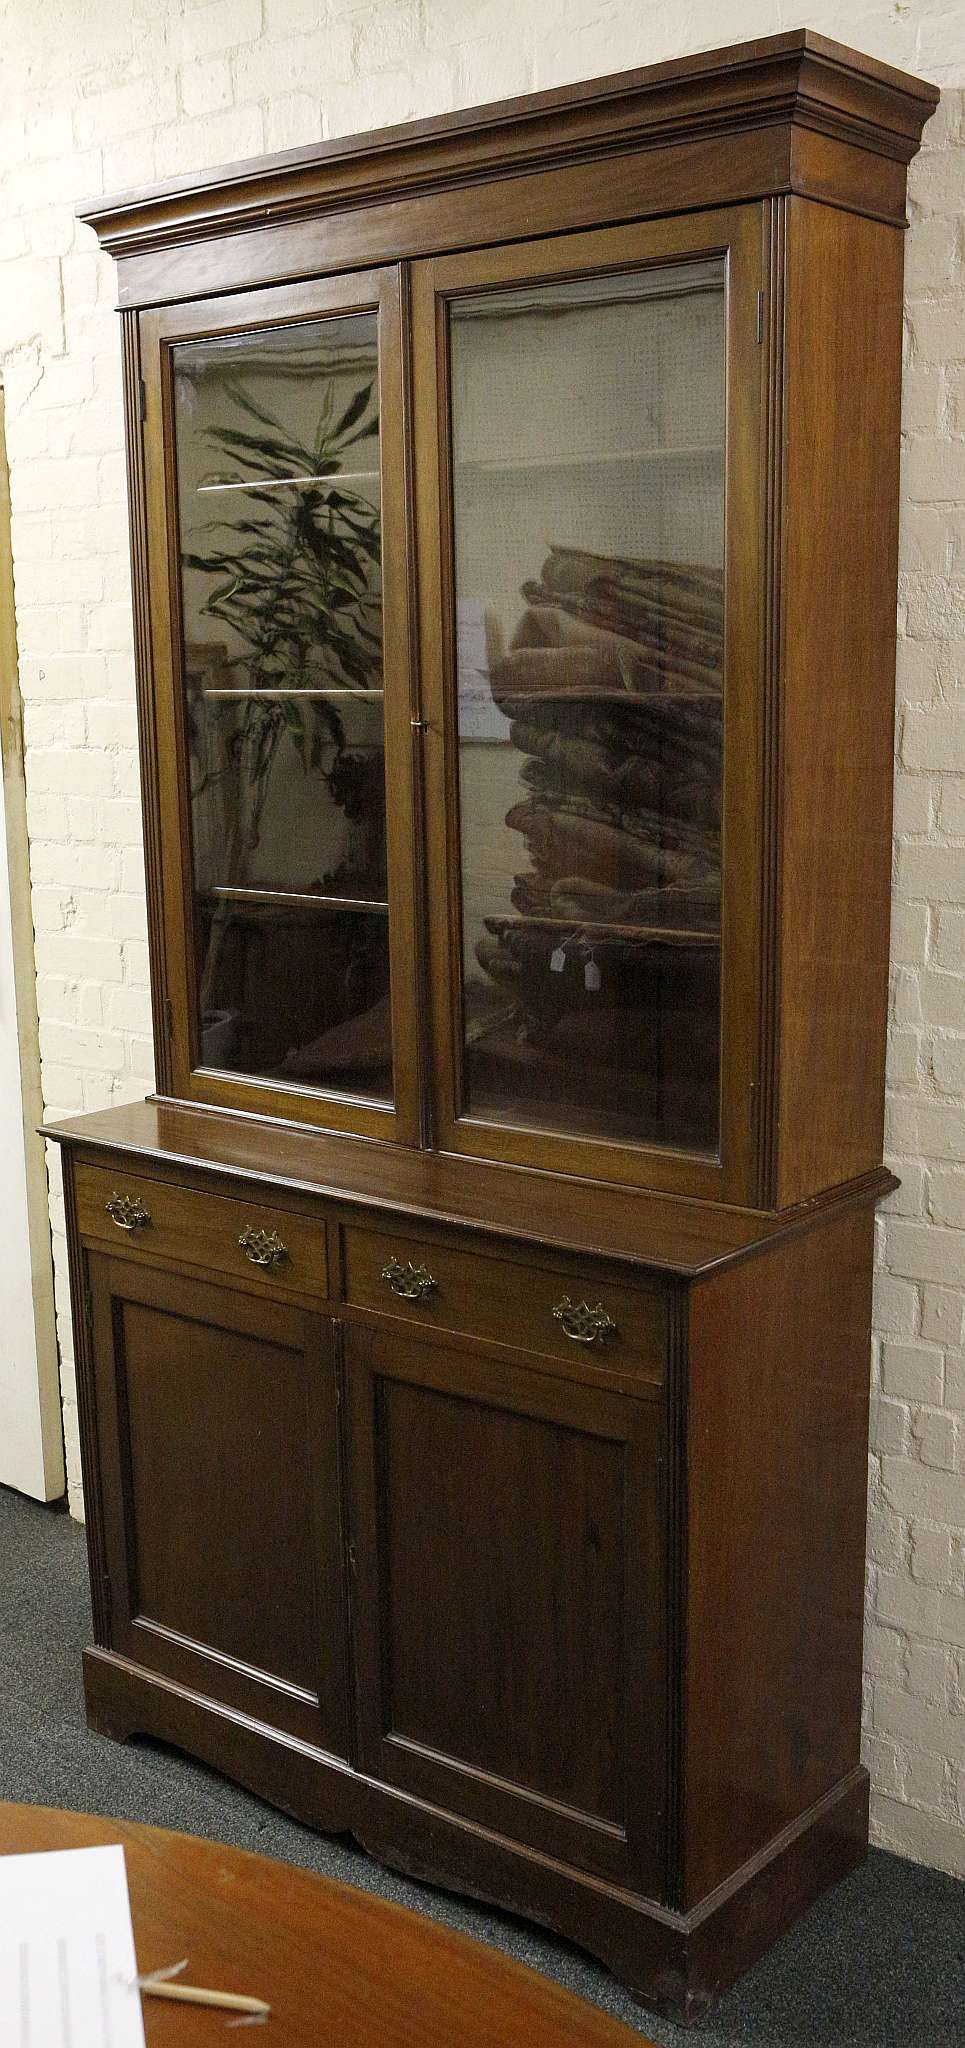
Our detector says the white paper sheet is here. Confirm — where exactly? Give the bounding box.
[456,598,509,742]
[0,1843,146,2048]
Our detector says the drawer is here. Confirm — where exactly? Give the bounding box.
[342,1224,665,1384]
[74,1162,329,1300]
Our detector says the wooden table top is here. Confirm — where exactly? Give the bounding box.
[0,1803,651,2046]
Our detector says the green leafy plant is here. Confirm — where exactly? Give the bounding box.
[184,374,381,841]
[183,373,383,1015]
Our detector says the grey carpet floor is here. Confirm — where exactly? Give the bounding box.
[1,1484,962,2046]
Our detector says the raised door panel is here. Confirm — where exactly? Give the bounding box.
[138,267,422,1142]
[413,204,767,1202]
[344,1322,666,1892]
[88,1253,349,1755]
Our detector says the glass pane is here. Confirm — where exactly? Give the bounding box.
[173,313,391,1099]
[449,261,725,1154]
[196,902,392,1101]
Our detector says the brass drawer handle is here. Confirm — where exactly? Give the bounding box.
[105,1192,151,1232]
[238,1227,288,1269]
[552,1297,617,1346]
[381,1258,437,1302]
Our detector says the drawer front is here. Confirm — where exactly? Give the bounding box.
[75,1162,329,1300]
[342,1224,665,1383]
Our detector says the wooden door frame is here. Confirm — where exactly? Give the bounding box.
[138,268,423,1145]
[411,203,768,1204]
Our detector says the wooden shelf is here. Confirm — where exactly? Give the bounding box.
[200,687,384,702]
[486,688,722,708]
[483,911,720,946]
[204,885,389,914]
[197,470,380,495]
[456,444,723,476]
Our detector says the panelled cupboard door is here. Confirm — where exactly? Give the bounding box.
[138,267,422,1143]
[87,1253,350,1756]
[343,1322,667,1894]
[412,205,766,1202]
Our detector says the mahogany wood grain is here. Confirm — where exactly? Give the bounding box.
[774,199,905,1206]
[79,31,937,268]
[343,1321,666,1892]
[75,1157,330,1304]
[108,131,796,315]
[0,1803,651,2048]
[78,1640,871,2024]
[63,1152,112,1645]
[120,309,173,1097]
[683,1202,875,1904]
[48,1098,897,1276]
[342,1217,667,1383]
[88,1255,350,1753]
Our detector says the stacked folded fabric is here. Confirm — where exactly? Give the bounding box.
[478,547,724,990]
[503,544,724,694]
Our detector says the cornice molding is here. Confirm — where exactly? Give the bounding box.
[79,29,938,259]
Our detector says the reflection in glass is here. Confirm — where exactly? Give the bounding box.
[173,313,392,1099]
[197,903,392,1100]
[450,262,726,1153]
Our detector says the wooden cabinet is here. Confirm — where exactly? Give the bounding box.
[50,29,937,2025]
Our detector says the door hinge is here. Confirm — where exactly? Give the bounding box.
[137,377,147,422]
[101,1574,113,1632]
[756,289,765,345]
[164,996,175,1043]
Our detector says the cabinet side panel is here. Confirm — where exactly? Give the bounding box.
[775,201,904,1206]
[683,1205,874,1906]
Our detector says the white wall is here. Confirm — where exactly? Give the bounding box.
[0,0,961,1875]
[0,388,64,1502]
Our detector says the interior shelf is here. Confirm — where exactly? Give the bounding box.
[199,687,385,702]
[480,688,722,708]
[483,911,720,946]
[197,470,381,495]
[204,885,389,914]
[455,444,724,476]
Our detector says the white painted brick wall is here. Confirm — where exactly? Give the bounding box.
[0,0,961,1879]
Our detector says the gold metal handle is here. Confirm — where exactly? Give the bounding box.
[381,1258,437,1302]
[552,1297,618,1346]
[238,1227,288,1269]
[105,1192,151,1232]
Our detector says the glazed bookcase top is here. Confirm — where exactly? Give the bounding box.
[73,29,936,1214]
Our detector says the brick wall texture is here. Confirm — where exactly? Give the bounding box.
[0,0,961,1878]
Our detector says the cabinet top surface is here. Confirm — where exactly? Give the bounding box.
[79,28,937,257]
[46,1099,893,1278]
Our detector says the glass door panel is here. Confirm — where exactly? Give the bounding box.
[171,311,393,1103]
[448,260,725,1154]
